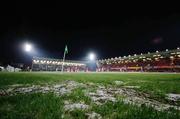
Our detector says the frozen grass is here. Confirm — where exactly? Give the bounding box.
[0,72,180,119]
[0,93,64,119]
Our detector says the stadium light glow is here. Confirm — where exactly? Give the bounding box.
[170,56,174,59]
[89,53,96,61]
[24,43,32,52]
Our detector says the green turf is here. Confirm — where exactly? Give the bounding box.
[0,93,64,119]
[0,72,180,119]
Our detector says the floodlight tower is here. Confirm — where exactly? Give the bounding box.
[23,42,34,71]
[87,52,97,71]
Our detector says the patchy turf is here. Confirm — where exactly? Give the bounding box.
[0,72,180,119]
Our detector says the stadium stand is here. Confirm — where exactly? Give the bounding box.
[32,57,87,72]
[96,48,180,72]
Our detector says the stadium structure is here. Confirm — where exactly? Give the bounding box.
[96,48,180,72]
[32,57,87,72]
[32,48,180,72]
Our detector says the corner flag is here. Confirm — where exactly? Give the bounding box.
[61,45,68,72]
[65,45,68,54]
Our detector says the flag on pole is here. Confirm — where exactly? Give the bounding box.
[61,45,68,72]
[64,45,68,54]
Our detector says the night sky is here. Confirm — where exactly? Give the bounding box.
[0,2,180,64]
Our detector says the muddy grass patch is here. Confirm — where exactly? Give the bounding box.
[0,80,86,96]
[1,80,179,112]
[86,86,180,111]
[64,102,89,111]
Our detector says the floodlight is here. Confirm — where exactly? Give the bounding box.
[24,43,32,52]
[89,53,96,61]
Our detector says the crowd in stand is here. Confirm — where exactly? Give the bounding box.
[32,57,87,72]
[97,48,180,72]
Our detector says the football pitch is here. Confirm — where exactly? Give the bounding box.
[0,72,180,119]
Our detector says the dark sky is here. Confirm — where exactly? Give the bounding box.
[0,2,180,64]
